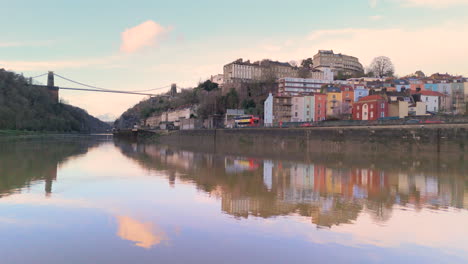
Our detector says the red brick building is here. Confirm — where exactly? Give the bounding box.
[352,95,388,120]
[314,93,327,121]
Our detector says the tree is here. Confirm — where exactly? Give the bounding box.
[223,88,239,109]
[298,68,312,78]
[196,80,218,92]
[289,60,298,67]
[300,58,313,69]
[368,56,395,78]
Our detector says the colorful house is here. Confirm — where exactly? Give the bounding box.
[409,79,425,91]
[341,86,354,115]
[395,80,411,92]
[352,95,388,121]
[354,87,369,102]
[424,80,439,92]
[291,94,327,122]
[314,93,327,121]
[326,86,342,117]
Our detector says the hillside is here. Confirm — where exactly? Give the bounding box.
[115,80,273,129]
[0,69,110,133]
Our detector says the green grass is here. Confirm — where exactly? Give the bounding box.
[0,130,44,136]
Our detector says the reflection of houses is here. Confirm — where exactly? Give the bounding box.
[221,193,261,218]
[309,197,362,228]
[116,142,468,229]
[225,157,260,174]
[277,164,319,204]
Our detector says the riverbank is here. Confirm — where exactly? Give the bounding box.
[0,130,113,142]
[153,124,468,160]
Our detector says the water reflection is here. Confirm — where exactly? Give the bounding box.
[0,139,101,198]
[116,216,168,249]
[115,141,467,228]
[0,139,466,263]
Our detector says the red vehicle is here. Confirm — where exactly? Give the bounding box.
[299,123,315,127]
[422,120,445,124]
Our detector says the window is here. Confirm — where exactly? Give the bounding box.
[333,95,336,99]
[370,112,374,118]
[380,112,385,118]
[357,105,360,110]
[370,104,374,109]
[357,113,360,119]
[307,111,310,115]
[381,103,385,109]
[295,112,298,117]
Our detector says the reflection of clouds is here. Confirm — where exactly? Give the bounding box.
[0,193,170,249]
[117,216,168,249]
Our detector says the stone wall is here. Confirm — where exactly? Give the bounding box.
[157,125,468,161]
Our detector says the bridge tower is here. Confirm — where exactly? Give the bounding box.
[46,71,59,103]
[170,83,177,97]
[47,71,54,87]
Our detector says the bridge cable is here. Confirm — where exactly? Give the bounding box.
[53,73,113,91]
[54,73,172,93]
[30,73,48,79]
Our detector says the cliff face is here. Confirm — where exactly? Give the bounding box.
[0,69,110,133]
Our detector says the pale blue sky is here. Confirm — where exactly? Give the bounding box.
[1,0,468,120]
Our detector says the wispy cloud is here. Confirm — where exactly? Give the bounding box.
[120,20,172,53]
[369,0,378,8]
[395,0,468,8]
[0,40,56,48]
[369,15,384,21]
[0,54,123,71]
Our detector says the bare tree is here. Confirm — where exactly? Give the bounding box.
[289,60,298,67]
[369,56,395,78]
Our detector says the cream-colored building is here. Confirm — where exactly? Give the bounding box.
[223,59,300,83]
[145,106,196,128]
[313,50,364,77]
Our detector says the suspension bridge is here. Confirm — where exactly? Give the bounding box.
[29,71,176,102]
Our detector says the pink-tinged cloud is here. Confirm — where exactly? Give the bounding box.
[120,20,171,53]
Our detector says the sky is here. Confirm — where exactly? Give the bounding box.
[1,0,468,121]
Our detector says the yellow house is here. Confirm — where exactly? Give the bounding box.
[326,87,342,117]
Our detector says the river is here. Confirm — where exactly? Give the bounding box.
[0,137,466,263]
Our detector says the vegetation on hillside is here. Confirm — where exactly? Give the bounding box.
[0,69,110,132]
[115,79,274,129]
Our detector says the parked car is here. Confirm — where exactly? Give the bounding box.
[405,119,421,124]
[299,123,314,127]
[422,120,445,124]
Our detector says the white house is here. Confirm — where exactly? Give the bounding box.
[264,93,274,127]
[418,91,444,113]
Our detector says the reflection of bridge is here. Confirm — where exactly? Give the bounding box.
[29,71,176,102]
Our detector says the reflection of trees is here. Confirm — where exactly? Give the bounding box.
[115,141,467,228]
[0,139,102,198]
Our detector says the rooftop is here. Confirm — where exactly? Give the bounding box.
[357,95,386,102]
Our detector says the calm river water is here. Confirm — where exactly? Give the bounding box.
[0,137,467,264]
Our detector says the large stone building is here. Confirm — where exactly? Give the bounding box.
[277,68,333,96]
[223,59,300,84]
[313,50,364,77]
